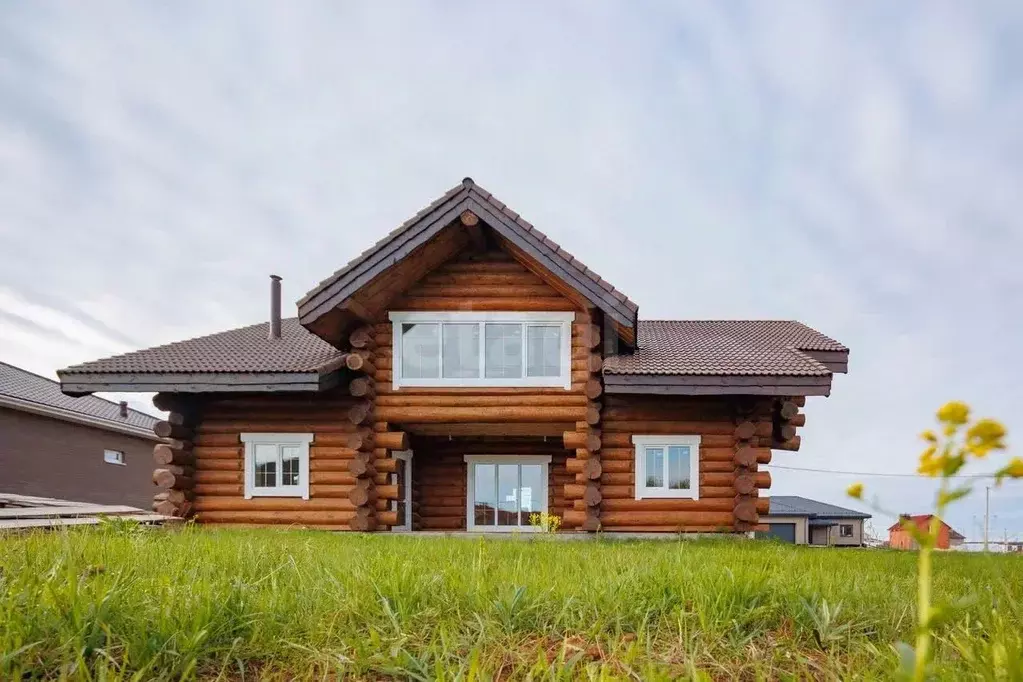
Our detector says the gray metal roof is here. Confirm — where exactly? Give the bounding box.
[0,361,158,436]
[767,495,871,520]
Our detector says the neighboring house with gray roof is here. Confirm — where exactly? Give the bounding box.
[758,495,872,546]
[1,361,160,508]
[57,178,850,534]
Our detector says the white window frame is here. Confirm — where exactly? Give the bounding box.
[389,311,573,390]
[464,454,551,532]
[839,523,854,538]
[241,432,313,499]
[103,449,125,466]
[632,435,701,500]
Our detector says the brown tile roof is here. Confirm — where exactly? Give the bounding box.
[467,181,638,314]
[603,320,848,376]
[298,178,639,330]
[59,318,344,375]
[1,361,158,431]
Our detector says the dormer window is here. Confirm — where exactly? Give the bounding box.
[389,311,572,389]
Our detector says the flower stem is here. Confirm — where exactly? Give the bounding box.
[913,535,932,681]
[913,482,947,680]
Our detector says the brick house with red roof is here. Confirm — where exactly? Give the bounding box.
[58,178,849,534]
[888,515,966,550]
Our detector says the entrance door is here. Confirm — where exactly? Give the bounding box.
[391,450,413,531]
[464,455,550,532]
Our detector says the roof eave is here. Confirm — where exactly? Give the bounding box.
[58,369,344,396]
[0,394,159,440]
[602,373,834,396]
[297,189,470,325]
[463,193,637,330]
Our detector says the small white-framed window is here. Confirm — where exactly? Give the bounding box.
[464,455,551,531]
[632,435,700,500]
[389,311,573,389]
[103,449,125,465]
[839,524,854,538]
[241,433,313,499]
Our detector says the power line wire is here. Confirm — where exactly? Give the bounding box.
[764,463,1000,479]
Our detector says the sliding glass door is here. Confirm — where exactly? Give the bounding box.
[464,455,550,531]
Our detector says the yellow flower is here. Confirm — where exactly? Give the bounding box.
[918,446,944,477]
[965,418,1007,458]
[937,401,970,426]
[1006,458,1023,478]
[920,430,938,443]
[846,482,864,499]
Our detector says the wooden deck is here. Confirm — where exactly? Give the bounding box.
[0,493,179,530]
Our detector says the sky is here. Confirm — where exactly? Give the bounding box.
[1,1,1022,541]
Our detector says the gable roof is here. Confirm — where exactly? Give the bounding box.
[1,361,158,439]
[297,177,639,337]
[766,495,871,520]
[887,514,965,539]
[56,179,849,398]
[58,318,347,394]
[602,321,848,396]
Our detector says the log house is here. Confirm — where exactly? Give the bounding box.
[59,178,849,533]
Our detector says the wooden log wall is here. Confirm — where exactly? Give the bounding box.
[177,390,401,530]
[371,250,591,429]
[567,395,777,532]
[561,320,603,531]
[412,436,567,531]
[151,394,199,518]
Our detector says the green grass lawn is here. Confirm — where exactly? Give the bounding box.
[2,525,1021,680]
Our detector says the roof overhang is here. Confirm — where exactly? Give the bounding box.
[602,373,835,396]
[297,181,638,342]
[0,393,159,440]
[58,369,344,396]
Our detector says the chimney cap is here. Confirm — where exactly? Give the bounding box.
[270,274,282,281]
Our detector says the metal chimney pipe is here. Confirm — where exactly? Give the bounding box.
[269,275,282,339]
[119,400,128,418]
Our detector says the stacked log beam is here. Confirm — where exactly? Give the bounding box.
[732,400,775,533]
[346,326,380,531]
[562,316,602,531]
[151,394,199,518]
[770,397,805,452]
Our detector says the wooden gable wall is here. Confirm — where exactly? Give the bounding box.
[372,249,599,432]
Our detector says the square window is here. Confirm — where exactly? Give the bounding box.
[633,436,700,500]
[241,433,313,499]
[103,450,125,465]
[840,524,854,538]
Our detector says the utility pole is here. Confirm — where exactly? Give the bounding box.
[984,486,990,552]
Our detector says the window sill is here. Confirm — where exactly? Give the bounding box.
[635,489,699,501]
[245,490,307,499]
